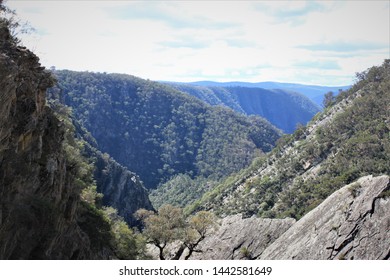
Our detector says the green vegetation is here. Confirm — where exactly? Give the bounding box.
[240,247,253,259]
[169,83,320,133]
[0,1,34,44]
[48,70,281,197]
[53,102,148,259]
[188,60,390,220]
[135,205,218,260]
[323,91,335,108]
[149,174,214,209]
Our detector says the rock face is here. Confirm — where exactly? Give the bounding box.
[189,215,295,260]
[93,150,154,226]
[0,21,112,259]
[259,175,390,260]
[72,118,154,227]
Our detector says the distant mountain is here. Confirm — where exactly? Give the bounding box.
[49,70,282,189]
[186,81,351,107]
[167,83,321,133]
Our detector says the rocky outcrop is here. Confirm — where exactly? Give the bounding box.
[186,175,389,260]
[93,150,154,226]
[189,215,295,260]
[72,120,154,227]
[259,175,390,260]
[0,20,112,259]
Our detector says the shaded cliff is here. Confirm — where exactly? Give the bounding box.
[92,149,154,226]
[0,18,113,259]
[66,117,154,226]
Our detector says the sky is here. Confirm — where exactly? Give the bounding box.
[6,0,390,86]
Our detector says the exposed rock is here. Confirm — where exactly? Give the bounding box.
[93,150,154,226]
[189,215,295,260]
[71,120,154,227]
[0,19,112,259]
[259,175,390,260]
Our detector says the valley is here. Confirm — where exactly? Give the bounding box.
[0,1,389,260]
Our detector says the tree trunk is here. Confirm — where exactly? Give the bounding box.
[172,244,186,260]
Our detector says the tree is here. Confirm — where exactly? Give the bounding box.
[135,205,218,260]
[135,205,185,260]
[0,0,35,44]
[323,91,335,108]
[181,211,218,260]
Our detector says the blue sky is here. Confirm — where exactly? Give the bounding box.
[7,0,390,86]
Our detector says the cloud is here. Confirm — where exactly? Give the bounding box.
[15,6,43,14]
[255,1,331,26]
[274,1,327,18]
[298,41,389,53]
[7,1,389,87]
[224,38,259,49]
[159,39,209,49]
[106,3,237,30]
[293,60,341,70]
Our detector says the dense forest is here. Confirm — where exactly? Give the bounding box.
[48,70,282,192]
[168,83,321,133]
[188,81,350,107]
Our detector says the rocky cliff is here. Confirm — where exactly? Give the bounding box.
[259,175,390,260]
[68,119,154,227]
[189,175,389,260]
[0,19,112,259]
[189,215,295,260]
[92,149,154,226]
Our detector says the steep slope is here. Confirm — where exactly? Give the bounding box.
[49,70,282,189]
[188,60,390,220]
[186,175,389,260]
[189,215,295,260]
[169,83,320,133]
[90,148,154,226]
[66,115,154,226]
[259,175,390,260]
[188,81,350,107]
[0,20,113,259]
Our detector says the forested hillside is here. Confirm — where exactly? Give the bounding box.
[169,83,320,133]
[188,81,350,108]
[188,60,390,220]
[48,71,282,190]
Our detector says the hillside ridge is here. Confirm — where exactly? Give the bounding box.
[188,60,390,221]
[167,83,320,133]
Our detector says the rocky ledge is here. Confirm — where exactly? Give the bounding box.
[189,215,295,260]
[259,175,390,260]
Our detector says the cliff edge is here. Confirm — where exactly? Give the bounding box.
[0,18,112,259]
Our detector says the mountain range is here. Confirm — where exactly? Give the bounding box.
[166,82,321,133]
[185,80,351,107]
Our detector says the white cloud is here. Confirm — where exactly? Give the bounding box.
[7,0,390,86]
